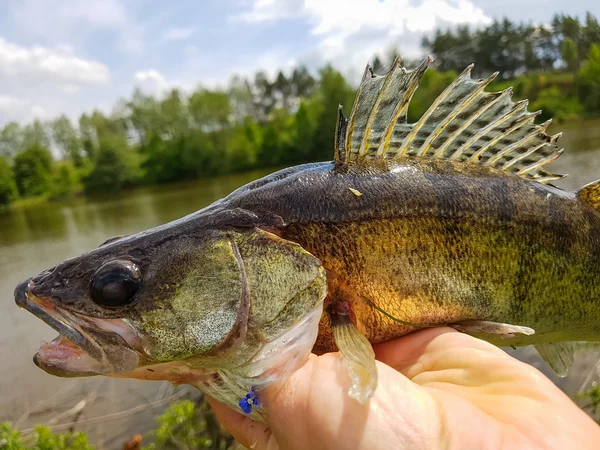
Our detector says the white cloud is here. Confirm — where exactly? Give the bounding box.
[234,0,491,70]
[8,0,144,54]
[0,38,110,85]
[235,0,304,22]
[162,27,196,42]
[133,70,171,96]
[0,95,46,123]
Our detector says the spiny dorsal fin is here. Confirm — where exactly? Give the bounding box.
[577,179,600,210]
[335,56,565,184]
[534,342,576,377]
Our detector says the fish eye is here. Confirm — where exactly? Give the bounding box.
[90,260,141,307]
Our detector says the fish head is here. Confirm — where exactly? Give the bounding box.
[15,215,327,412]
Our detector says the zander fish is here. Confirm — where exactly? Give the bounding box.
[14,56,600,420]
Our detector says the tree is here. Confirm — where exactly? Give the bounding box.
[160,89,189,138]
[252,71,276,122]
[0,156,18,205]
[83,142,137,193]
[372,55,385,74]
[21,120,50,150]
[310,66,355,162]
[290,66,316,98]
[49,162,78,199]
[51,115,81,164]
[189,88,231,131]
[578,43,600,112]
[79,113,98,160]
[13,145,53,197]
[561,38,579,73]
[226,118,261,172]
[292,101,317,163]
[0,122,23,157]
[228,75,254,123]
[127,88,163,146]
[273,71,292,110]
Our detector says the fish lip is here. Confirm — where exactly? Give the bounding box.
[18,280,107,368]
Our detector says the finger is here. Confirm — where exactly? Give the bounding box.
[207,397,276,450]
[262,352,431,449]
[373,327,458,375]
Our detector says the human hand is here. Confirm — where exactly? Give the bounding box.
[208,327,600,449]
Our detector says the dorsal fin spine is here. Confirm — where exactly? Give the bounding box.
[416,72,498,158]
[345,64,373,155]
[464,100,529,162]
[517,149,564,176]
[443,88,512,160]
[358,57,403,158]
[486,111,543,165]
[334,105,347,163]
[396,64,475,157]
[376,57,432,157]
[468,110,533,163]
[501,142,546,170]
[501,130,561,170]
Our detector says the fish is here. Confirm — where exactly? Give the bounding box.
[14,55,600,421]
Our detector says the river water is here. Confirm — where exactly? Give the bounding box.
[1,119,600,448]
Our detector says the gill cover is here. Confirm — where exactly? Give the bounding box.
[129,234,250,361]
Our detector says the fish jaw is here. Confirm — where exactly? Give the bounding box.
[35,335,108,377]
[15,278,140,377]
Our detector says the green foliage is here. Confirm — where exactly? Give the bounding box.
[0,157,18,206]
[12,145,53,197]
[310,65,355,162]
[189,89,231,130]
[83,143,138,194]
[578,44,600,112]
[0,423,92,450]
[561,38,579,73]
[51,115,82,165]
[21,121,50,151]
[424,13,599,78]
[575,384,600,424]
[531,86,583,122]
[226,118,262,171]
[49,162,79,200]
[142,399,235,450]
[0,122,23,157]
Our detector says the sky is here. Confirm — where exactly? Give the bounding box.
[0,0,597,126]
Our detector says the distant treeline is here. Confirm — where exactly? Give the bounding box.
[1,12,600,207]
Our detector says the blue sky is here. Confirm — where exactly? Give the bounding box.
[0,0,597,125]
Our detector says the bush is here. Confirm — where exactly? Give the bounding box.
[49,162,80,200]
[0,157,18,206]
[574,384,600,424]
[531,86,583,122]
[142,399,235,450]
[83,145,138,194]
[0,423,92,450]
[12,145,53,197]
[578,43,600,113]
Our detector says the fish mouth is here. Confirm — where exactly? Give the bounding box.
[15,279,138,377]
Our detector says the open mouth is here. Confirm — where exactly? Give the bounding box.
[15,279,134,377]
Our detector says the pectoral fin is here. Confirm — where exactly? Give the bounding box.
[449,320,535,338]
[534,342,576,377]
[329,304,378,403]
